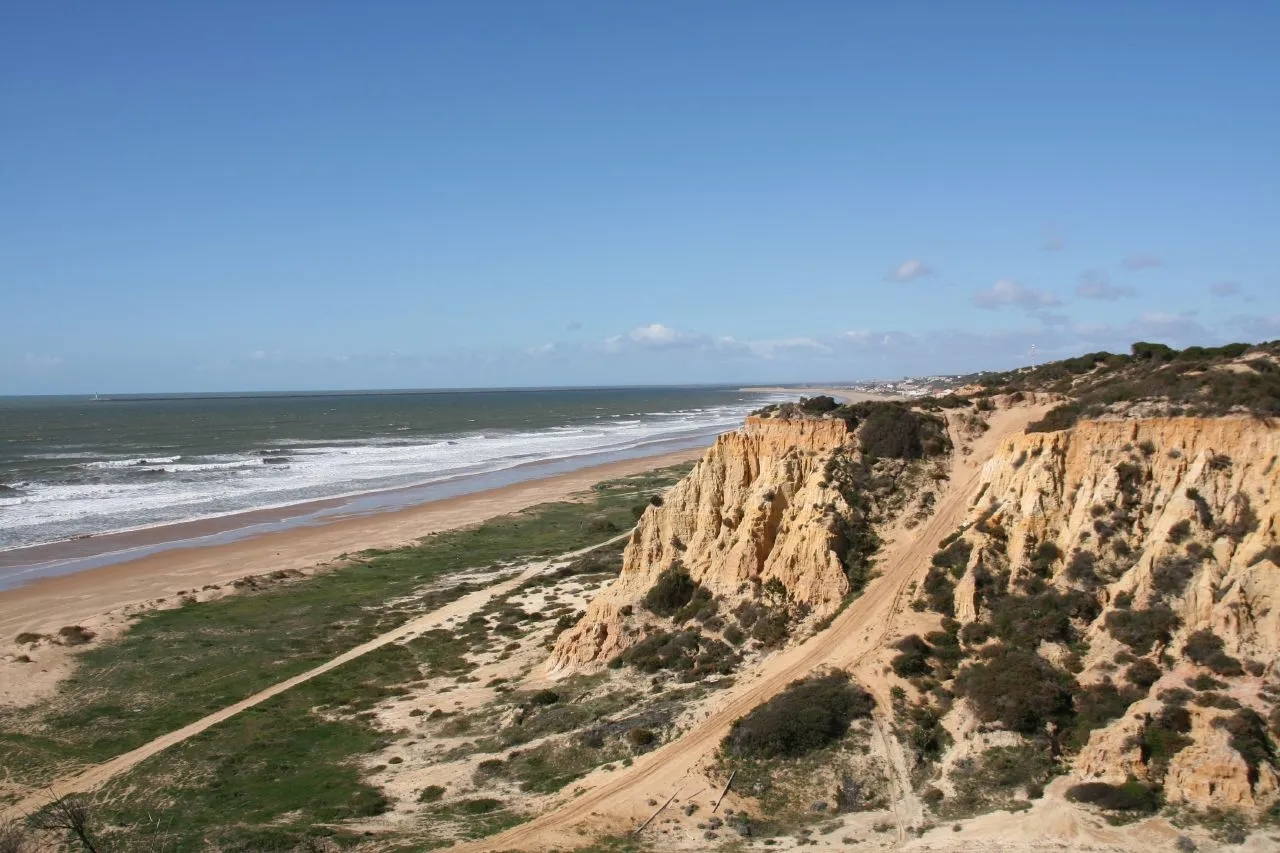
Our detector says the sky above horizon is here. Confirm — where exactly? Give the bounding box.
[3,1,1278,394]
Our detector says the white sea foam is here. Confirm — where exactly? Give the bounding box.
[0,398,780,551]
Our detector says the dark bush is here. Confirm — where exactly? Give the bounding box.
[1069,680,1142,748]
[1105,605,1180,654]
[1125,659,1162,689]
[1027,541,1063,576]
[56,625,95,646]
[959,621,992,646]
[1065,550,1100,588]
[723,624,746,645]
[932,539,973,577]
[1185,488,1213,527]
[1026,403,1081,434]
[643,564,701,617]
[722,671,874,759]
[954,645,1076,734]
[648,494,664,507]
[1132,342,1177,362]
[529,689,560,706]
[1065,780,1162,813]
[626,727,657,748]
[1181,629,1243,677]
[1166,520,1192,545]
[988,588,1097,648]
[1186,673,1225,691]
[1151,555,1198,598]
[1215,709,1276,785]
[921,566,956,616]
[799,395,839,413]
[616,629,737,680]
[890,635,933,678]
[849,402,950,460]
[418,785,446,803]
[750,609,791,648]
[1137,704,1193,778]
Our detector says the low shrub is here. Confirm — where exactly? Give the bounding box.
[1027,541,1063,576]
[1181,629,1243,677]
[921,566,956,616]
[932,539,973,577]
[1068,680,1142,748]
[722,671,874,760]
[1137,704,1193,779]
[954,645,1076,734]
[56,625,95,646]
[1026,404,1081,434]
[1125,659,1162,689]
[1065,780,1162,813]
[1151,555,1197,598]
[626,727,657,749]
[615,629,737,680]
[1105,605,1180,654]
[849,403,950,460]
[988,587,1097,648]
[1214,709,1276,785]
[418,785,446,803]
[643,564,702,617]
[1186,673,1225,691]
[1166,520,1192,545]
[890,635,933,678]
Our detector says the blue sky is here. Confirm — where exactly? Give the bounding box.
[3,1,1278,394]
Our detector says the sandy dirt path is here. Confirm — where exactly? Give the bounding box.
[457,404,1046,852]
[0,535,629,823]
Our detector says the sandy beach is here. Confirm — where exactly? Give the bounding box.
[0,446,705,644]
[741,386,893,404]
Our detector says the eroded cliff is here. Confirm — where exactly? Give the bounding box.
[918,416,1280,816]
[548,416,857,675]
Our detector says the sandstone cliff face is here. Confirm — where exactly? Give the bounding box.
[951,417,1280,813]
[548,416,855,675]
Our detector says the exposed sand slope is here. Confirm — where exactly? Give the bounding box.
[0,536,630,823]
[455,404,1051,852]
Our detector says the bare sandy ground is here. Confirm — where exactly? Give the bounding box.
[0,447,703,708]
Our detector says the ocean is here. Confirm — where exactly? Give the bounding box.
[0,387,773,555]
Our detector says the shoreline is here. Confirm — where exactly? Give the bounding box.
[0,432,725,591]
[739,386,894,405]
[0,445,706,641]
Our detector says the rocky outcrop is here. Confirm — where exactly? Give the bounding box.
[950,416,1280,814]
[548,416,856,675]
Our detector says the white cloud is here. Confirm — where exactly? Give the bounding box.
[1122,254,1162,270]
[885,259,933,283]
[1041,235,1065,252]
[248,349,268,361]
[1076,270,1137,301]
[629,323,682,344]
[526,343,555,356]
[972,279,1061,311]
[1209,282,1242,298]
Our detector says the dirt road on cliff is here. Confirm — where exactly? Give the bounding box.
[460,404,1048,852]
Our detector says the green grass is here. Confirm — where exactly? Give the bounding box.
[0,464,690,840]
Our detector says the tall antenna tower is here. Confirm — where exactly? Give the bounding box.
[1029,343,1038,364]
